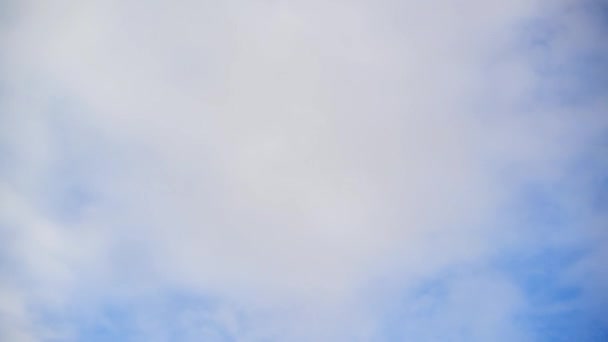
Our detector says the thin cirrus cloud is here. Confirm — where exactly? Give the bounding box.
[0,0,606,341]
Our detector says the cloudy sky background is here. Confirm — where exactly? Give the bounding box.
[1,0,607,341]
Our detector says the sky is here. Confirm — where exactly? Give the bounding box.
[0,0,607,341]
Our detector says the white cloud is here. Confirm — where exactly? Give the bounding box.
[1,0,606,340]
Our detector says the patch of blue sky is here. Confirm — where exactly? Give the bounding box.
[514,183,574,229]
[495,187,607,339]
[516,307,608,342]
[498,247,585,305]
[377,159,607,341]
[374,268,521,341]
[508,5,608,108]
[376,245,604,341]
[531,55,608,108]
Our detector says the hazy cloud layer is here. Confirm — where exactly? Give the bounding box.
[1,0,607,341]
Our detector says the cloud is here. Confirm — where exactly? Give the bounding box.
[1,0,606,340]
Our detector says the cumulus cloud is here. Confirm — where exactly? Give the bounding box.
[1,0,606,341]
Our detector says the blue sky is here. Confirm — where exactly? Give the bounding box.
[1,0,607,341]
